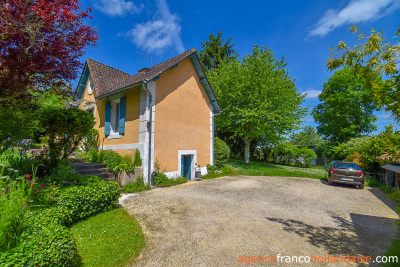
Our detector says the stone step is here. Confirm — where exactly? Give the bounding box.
[75,168,110,176]
[71,157,87,163]
[71,162,108,170]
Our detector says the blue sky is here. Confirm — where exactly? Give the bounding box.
[79,0,400,134]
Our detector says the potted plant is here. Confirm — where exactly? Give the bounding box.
[195,164,202,179]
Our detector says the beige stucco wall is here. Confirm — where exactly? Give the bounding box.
[154,57,211,172]
[80,77,141,154]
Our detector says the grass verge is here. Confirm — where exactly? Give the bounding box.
[70,208,145,267]
[224,159,325,179]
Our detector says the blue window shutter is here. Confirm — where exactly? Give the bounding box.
[119,97,126,134]
[105,101,111,136]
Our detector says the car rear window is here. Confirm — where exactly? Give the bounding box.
[333,163,361,170]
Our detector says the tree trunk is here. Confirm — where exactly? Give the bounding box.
[243,136,252,164]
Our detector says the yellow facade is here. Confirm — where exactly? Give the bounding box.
[154,58,211,172]
[81,78,141,155]
[80,57,213,173]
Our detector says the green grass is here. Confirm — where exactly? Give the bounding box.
[223,159,326,179]
[70,208,145,267]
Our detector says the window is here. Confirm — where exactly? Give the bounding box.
[110,100,120,137]
[104,96,125,138]
[88,78,94,95]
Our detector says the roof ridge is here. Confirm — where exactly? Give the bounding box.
[87,58,131,76]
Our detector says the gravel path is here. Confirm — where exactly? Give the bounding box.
[121,176,399,266]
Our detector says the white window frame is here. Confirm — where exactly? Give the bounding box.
[108,99,121,139]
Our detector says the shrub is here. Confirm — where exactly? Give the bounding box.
[123,175,150,193]
[215,137,230,168]
[0,179,121,266]
[86,150,138,173]
[45,162,81,184]
[82,129,100,153]
[0,178,28,252]
[297,147,317,168]
[207,164,218,174]
[154,173,187,187]
[40,108,95,168]
[0,214,77,266]
[133,149,142,167]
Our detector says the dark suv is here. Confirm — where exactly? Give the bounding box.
[325,161,364,189]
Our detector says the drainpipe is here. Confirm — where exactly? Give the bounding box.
[142,81,153,185]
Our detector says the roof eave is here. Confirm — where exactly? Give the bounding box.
[95,81,143,100]
[188,53,222,114]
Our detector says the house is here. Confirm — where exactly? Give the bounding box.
[73,49,221,183]
[380,164,400,190]
[375,154,400,189]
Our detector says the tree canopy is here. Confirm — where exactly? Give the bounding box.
[0,0,98,104]
[208,45,306,163]
[198,30,237,71]
[312,68,378,143]
[289,126,322,146]
[327,26,400,120]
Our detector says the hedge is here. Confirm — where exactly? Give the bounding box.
[215,137,230,168]
[0,179,121,266]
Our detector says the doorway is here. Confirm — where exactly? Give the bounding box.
[181,155,192,180]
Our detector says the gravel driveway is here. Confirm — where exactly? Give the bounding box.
[121,176,399,266]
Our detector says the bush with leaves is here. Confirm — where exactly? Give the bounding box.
[215,137,230,168]
[123,175,150,193]
[40,108,94,168]
[133,149,142,167]
[297,147,317,168]
[0,178,120,266]
[0,177,29,252]
[82,129,100,153]
[332,135,384,171]
[155,173,187,187]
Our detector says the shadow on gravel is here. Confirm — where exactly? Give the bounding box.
[266,214,368,256]
[367,187,398,214]
[319,179,361,190]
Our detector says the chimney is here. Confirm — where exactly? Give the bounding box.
[138,67,151,74]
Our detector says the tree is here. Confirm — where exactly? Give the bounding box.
[312,68,378,143]
[198,30,237,71]
[289,126,322,146]
[208,45,307,164]
[0,0,98,104]
[40,108,94,167]
[327,26,400,119]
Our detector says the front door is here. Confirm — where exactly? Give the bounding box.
[181,155,192,180]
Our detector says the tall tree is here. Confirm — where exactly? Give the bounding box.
[289,126,322,146]
[208,45,306,164]
[198,30,237,71]
[0,0,98,104]
[327,26,400,119]
[312,68,378,143]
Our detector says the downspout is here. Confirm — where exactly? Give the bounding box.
[142,81,153,185]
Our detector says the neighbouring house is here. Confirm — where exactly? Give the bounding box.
[72,49,221,183]
[380,164,400,190]
[376,154,400,190]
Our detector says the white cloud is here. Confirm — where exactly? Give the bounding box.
[95,0,144,17]
[127,0,185,54]
[310,0,400,37]
[302,89,322,99]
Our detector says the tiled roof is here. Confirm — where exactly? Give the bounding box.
[87,49,196,98]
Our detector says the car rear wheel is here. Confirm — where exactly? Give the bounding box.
[327,179,333,185]
[359,184,364,189]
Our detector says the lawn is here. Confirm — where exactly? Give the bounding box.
[71,208,145,267]
[223,159,326,179]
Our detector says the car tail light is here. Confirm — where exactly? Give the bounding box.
[330,169,337,173]
[357,171,363,175]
